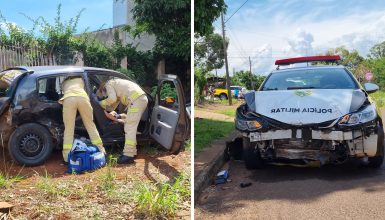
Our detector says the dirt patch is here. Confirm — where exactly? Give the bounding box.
[195,101,242,112]
[195,110,234,122]
[0,146,191,219]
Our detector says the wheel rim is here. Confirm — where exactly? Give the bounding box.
[19,133,44,158]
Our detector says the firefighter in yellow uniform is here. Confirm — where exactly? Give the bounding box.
[0,69,23,89]
[59,76,106,162]
[97,79,148,164]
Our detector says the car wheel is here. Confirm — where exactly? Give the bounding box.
[8,123,54,166]
[243,137,263,169]
[219,93,228,100]
[368,125,384,168]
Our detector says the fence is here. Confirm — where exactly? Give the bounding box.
[0,42,57,71]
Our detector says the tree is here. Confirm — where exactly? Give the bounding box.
[129,0,191,61]
[231,70,266,90]
[321,47,364,80]
[194,67,208,104]
[362,58,385,88]
[369,41,385,59]
[194,0,226,37]
[194,33,227,71]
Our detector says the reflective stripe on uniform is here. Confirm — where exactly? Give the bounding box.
[63,143,72,150]
[100,99,108,109]
[124,139,137,146]
[121,95,128,106]
[92,138,103,145]
[128,107,139,113]
[130,91,143,101]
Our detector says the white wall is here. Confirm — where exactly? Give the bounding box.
[112,0,155,51]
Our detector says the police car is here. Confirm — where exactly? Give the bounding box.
[235,55,384,169]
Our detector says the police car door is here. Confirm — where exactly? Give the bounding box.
[150,74,188,154]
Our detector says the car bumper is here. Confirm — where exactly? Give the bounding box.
[244,128,378,157]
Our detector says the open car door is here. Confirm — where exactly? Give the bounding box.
[150,74,188,154]
[0,68,29,116]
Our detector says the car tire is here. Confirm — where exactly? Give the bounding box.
[367,125,384,168]
[243,137,263,169]
[8,123,54,166]
[219,93,228,100]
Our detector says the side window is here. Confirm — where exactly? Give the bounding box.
[38,76,65,102]
[88,73,115,94]
[159,81,179,111]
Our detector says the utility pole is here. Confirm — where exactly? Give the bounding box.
[249,56,254,90]
[221,12,232,105]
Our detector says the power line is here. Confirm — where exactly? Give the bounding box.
[225,0,249,24]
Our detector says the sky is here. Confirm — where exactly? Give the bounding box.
[214,0,385,75]
[0,0,112,34]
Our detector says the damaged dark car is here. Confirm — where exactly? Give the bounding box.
[234,56,384,169]
[0,66,189,166]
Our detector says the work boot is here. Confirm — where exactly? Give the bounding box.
[117,155,135,164]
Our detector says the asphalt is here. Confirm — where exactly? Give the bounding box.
[195,109,385,219]
[195,160,385,219]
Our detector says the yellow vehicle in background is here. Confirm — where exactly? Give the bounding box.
[213,88,228,100]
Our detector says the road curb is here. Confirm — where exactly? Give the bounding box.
[194,130,241,203]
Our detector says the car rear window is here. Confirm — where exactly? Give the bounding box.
[261,68,359,91]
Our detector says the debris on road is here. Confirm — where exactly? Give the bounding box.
[215,170,229,185]
[0,202,13,213]
[240,182,252,188]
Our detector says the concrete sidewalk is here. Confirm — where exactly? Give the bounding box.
[194,130,241,202]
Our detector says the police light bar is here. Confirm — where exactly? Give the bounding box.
[275,55,341,65]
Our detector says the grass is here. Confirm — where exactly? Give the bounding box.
[215,108,236,117]
[194,118,235,155]
[36,172,72,198]
[99,155,117,196]
[211,98,240,105]
[370,90,385,108]
[133,171,190,219]
[184,139,191,151]
[0,172,23,188]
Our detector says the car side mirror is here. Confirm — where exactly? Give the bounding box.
[364,83,379,94]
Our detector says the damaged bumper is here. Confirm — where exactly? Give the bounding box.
[245,127,378,158]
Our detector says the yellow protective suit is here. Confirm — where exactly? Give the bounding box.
[99,79,148,157]
[59,77,105,162]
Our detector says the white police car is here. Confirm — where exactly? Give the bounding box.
[235,55,384,169]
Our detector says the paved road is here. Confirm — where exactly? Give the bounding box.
[195,160,385,220]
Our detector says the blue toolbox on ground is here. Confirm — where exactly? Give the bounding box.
[67,139,106,174]
[215,170,229,185]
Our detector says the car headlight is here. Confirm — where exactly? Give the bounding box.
[236,118,262,131]
[339,104,377,125]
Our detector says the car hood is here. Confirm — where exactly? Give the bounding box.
[246,89,366,125]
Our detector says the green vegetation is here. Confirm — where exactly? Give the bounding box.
[215,108,236,117]
[370,91,385,108]
[231,70,266,90]
[194,118,234,155]
[36,172,72,198]
[184,139,191,151]
[0,172,23,188]
[98,156,117,196]
[194,0,227,37]
[133,171,190,219]
[0,4,158,86]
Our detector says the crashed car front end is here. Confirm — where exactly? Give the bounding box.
[236,90,381,167]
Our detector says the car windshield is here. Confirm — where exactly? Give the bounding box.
[261,68,358,91]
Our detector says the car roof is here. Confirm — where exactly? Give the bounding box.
[11,66,123,78]
[271,65,346,74]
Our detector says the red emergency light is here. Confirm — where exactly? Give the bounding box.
[275,55,341,65]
